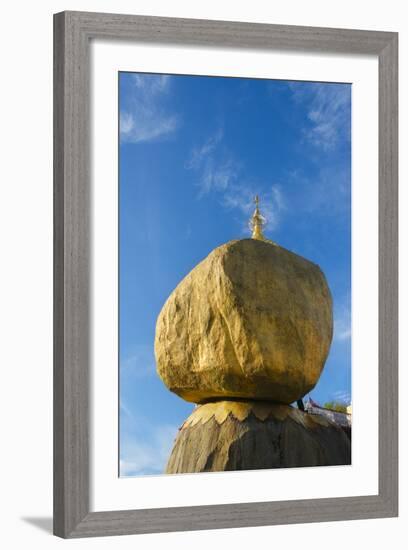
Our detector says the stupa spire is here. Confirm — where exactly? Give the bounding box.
[250,195,267,241]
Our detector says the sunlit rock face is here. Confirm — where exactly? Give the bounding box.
[155,238,333,405]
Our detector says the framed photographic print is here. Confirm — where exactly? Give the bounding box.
[53,11,398,538]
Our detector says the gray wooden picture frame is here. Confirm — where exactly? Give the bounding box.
[53,10,398,538]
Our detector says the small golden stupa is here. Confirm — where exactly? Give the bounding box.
[154,197,350,473]
[250,194,268,241]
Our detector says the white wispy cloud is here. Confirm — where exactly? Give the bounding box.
[119,399,135,421]
[285,165,350,217]
[185,129,237,197]
[332,389,351,404]
[120,74,180,143]
[185,128,223,170]
[335,323,351,342]
[121,344,156,378]
[333,297,351,342]
[133,74,171,94]
[200,158,238,196]
[186,129,285,234]
[288,82,351,151]
[120,423,179,476]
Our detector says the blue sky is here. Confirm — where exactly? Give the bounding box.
[119,72,351,477]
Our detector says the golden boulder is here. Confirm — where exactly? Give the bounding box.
[155,238,333,405]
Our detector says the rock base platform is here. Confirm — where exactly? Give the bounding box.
[166,401,351,473]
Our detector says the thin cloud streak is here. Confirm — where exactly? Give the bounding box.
[120,395,181,477]
[121,344,156,378]
[332,389,351,404]
[335,325,352,342]
[120,423,179,476]
[186,129,285,234]
[285,166,351,218]
[288,82,351,151]
[120,74,180,143]
[185,128,223,170]
[333,297,351,342]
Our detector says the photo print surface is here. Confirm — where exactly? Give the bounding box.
[119,72,351,477]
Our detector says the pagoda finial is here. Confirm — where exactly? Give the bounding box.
[250,195,267,240]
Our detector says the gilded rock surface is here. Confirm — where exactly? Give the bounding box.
[155,238,333,404]
[166,401,350,473]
